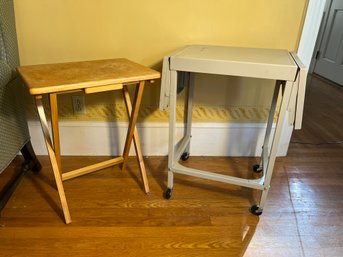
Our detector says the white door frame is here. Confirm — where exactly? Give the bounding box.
[280,0,326,155]
[309,0,331,73]
[298,0,327,68]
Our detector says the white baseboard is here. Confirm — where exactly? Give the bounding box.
[28,118,291,157]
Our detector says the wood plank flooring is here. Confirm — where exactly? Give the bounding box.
[0,75,342,257]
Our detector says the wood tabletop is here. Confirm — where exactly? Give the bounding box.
[17,58,160,95]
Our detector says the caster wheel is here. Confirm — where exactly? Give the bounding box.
[164,188,173,199]
[250,204,263,216]
[181,152,190,161]
[252,164,263,173]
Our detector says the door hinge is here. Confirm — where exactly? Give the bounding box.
[315,50,321,59]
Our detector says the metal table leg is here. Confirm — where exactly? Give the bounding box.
[165,71,178,199]
[181,73,195,161]
[252,81,294,214]
[254,80,283,173]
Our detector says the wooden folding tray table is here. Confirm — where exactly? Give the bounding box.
[160,45,307,215]
[18,58,160,223]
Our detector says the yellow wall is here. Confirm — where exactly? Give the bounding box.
[14,0,308,122]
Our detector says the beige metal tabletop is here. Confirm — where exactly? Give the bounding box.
[170,45,298,81]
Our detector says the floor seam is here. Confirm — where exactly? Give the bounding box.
[284,168,306,257]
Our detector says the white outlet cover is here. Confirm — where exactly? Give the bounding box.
[72,95,86,114]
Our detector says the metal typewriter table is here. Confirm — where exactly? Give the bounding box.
[160,45,307,215]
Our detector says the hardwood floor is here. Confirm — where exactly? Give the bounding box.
[0,75,342,257]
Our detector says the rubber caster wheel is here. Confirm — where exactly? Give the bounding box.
[181,152,190,161]
[252,164,263,173]
[164,188,173,199]
[250,204,263,216]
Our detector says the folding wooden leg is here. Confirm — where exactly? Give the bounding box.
[49,93,62,171]
[122,84,150,193]
[121,81,148,187]
[35,95,71,224]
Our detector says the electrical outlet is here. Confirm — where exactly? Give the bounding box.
[72,95,86,114]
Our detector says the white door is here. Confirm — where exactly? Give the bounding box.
[313,0,343,86]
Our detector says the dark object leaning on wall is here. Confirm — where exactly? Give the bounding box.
[0,0,41,212]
